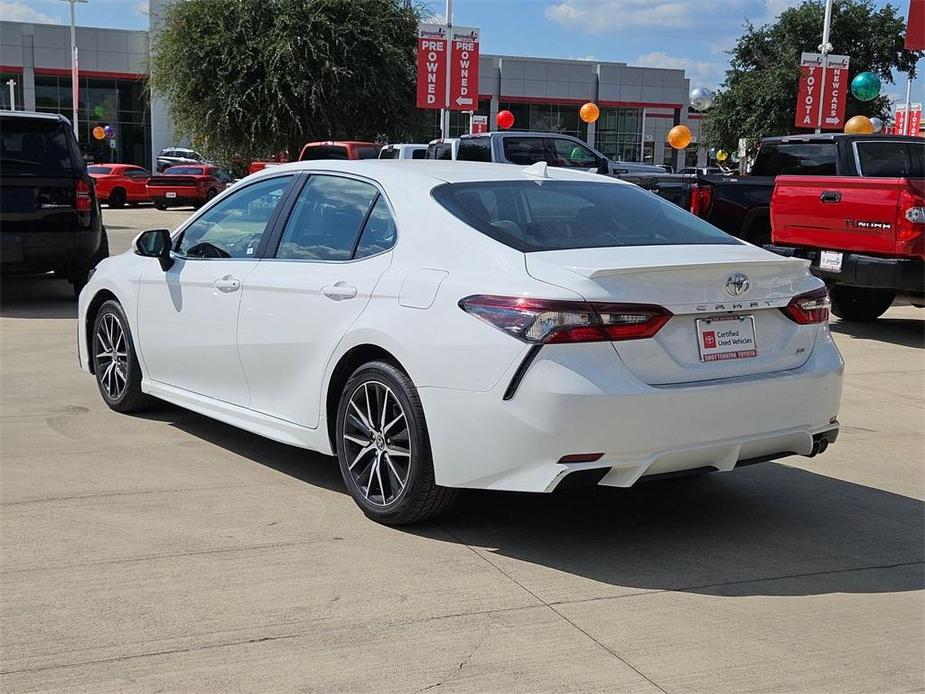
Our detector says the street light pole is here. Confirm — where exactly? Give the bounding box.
[57,0,88,141]
[815,0,834,135]
[442,0,453,139]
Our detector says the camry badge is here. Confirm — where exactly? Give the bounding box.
[725,272,750,297]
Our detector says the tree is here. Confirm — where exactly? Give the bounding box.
[702,0,922,151]
[150,0,423,164]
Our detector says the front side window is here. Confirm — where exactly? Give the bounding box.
[176,175,292,258]
[502,137,547,165]
[433,180,739,252]
[379,147,399,160]
[547,138,599,169]
[276,176,379,261]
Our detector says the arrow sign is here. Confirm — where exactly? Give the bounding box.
[456,96,473,106]
[449,26,480,112]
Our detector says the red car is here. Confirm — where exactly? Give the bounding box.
[146,164,231,210]
[298,141,381,161]
[87,163,152,208]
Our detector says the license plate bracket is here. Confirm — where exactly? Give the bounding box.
[165,191,177,199]
[696,314,758,362]
[819,250,843,273]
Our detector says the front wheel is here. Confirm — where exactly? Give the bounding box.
[91,300,151,413]
[108,188,126,209]
[830,285,895,322]
[335,361,456,525]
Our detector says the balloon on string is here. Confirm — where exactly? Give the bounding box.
[716,150,728,162]
[93,105,105,118]
[850,72,881,102]
[92,125,106,140]
[579,102,600,123]
[689,87,715,111]
[666,124,692,149]
[730,152,740,164]
[844,115,875,134]
[869,116,884,133]
[496,110,515,129]
[103,125,114,138]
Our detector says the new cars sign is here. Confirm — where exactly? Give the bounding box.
[795,52,850,130]
[416,23,480,111]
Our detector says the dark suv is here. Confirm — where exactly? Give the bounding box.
[1,112,107,296]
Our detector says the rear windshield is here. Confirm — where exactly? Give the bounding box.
[751,143,836,176]
[411,148,427,159]
[379,148,399,159]
[1,117,75,175]
[88,166,113,174]
[458,139,492,162]
[301,145,349,161]
[164,166,205,175]
[356,145,381,160]
[855,141,925,177]
[433,181,738,252]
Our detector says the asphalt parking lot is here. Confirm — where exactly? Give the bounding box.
[1,206,923,693]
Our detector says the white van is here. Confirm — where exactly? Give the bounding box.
[379,144,428,160]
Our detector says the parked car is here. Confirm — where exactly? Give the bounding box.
[146,164,232,210]
[88,163,152,208]
[155,147,205,173]
[689,134,922,246]
[379,143,428,160]
[298,141,381,161]
[425,138,460,160]
[78,160,842,525]
[1,111,108,296]
[767,142,924,320]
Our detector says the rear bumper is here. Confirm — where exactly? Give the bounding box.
[419,335,844,493]
[0,229,103,272]
[149,193,204,207]
[766,245,924,294]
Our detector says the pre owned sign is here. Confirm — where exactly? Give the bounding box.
[416,23,480,111]
[416,24,447,109]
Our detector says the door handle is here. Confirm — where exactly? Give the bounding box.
[213,275,241,293]
[321,283,358,300]
[820,191,841,203]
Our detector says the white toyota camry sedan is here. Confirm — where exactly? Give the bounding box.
[78,160,844,524]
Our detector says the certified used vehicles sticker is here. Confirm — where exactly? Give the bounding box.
[696,314,758,362]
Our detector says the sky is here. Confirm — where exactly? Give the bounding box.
[2,0,920,97]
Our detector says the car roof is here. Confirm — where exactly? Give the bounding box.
[459,131,583,140]
[0,110,68,123]
[245,159,629,187]
[303,141,380,147]
[761,134,921,144]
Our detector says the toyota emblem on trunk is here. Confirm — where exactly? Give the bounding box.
[725,272,750,296]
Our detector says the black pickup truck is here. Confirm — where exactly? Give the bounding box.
[689,134,921,246]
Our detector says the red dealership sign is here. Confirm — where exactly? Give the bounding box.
[821,54,849,129]
[449,27,480,111]
[893,103,922,135]
[795,52,850,130]
[416,24,447,110]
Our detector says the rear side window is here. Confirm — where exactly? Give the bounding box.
[502,137,547,165]
[300,146,349,161]
[547,138,599,168]
[1,117,75,175]
[432,180,739,252]
[124,169,150,178]
[276,175,378,261]
[855,141,924,177]
[428,144,452,160]
[354,196,397,259]
[411,148,427,160]
[88,166,113,174]
[750,143,836,176]
[457,139,492,162]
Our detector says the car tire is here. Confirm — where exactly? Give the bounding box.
[154,201,167,211]
[830,285,895,322]
[108,188,126,209]
[335,361,456,525]
[91,299,151,413]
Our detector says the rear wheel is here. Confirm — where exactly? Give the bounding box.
[154,201,167,211]
[830,285,895,322]
[108,188,126,209]
[91,299,151,413]
[335,361,456,525]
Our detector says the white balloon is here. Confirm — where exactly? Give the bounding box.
[690,87,715,111]
[870,117,884,133]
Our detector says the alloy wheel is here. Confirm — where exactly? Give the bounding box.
[95,312,128,400]
[342,381,411,507]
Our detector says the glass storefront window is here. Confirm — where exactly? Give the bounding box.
[0,72,23,110]
[498,102,588,140]
[594,107,643,161]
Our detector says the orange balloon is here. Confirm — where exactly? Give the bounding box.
[579,102,600,124]
[92,125,106,140]
[667,124,692,149]
[844,115,874,134]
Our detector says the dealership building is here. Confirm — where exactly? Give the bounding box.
[1,5,704,171]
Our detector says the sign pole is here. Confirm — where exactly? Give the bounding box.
[903,76,913,135]
[441,0,453,139]
[815,0,834,134]
[6,79,15,110]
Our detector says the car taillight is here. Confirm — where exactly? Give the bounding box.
[896,181,925,258]
[75,179,92,212]
[459,295,672,344]
[781,287,830,324]
[690,182,713,217]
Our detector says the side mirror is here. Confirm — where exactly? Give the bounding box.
[597,158,612,176]
[134,228,174,271]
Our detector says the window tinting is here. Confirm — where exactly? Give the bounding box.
[547,138,599,168]
[0,117,74,175]
[856,141,923,177]
[88,166,113,174]
[164,166,204,175]
[176,175,292,258]
[411,148,427,159]
[750,143,837,176]
[124,168,150,178]
[300,145,349,161]
[433,181,739,252]
[276,176,378,261]
[356,145,381,160]
[379,147,400,159]
[457,138,492,162]
[355,196,397,259]
[429,143,453,160]
[502,137,548,165]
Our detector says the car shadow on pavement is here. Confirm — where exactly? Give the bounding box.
[0,275,76,319]
[151,402,924,599]
[829,316,924,349]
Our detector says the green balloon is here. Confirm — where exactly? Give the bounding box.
[850,72,881,102]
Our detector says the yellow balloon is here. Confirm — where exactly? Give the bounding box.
[716,150,728,161]
[844,115,874,135]
[579,102,600,124]
[667,124,692,150]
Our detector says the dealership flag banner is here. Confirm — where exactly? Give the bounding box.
[416,24,448,109]
[795,52,850,130]
[906,0,925,50]
[449,27,480,111]
[893,103,922,134]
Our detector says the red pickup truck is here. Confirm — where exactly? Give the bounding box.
[769,141,924,321]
